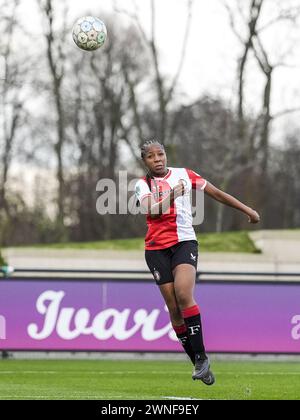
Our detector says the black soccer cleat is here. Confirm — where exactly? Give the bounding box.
[200,369,215,386]
[192,356,215,386]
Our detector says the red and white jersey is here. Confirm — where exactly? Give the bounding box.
[135,168,207,250]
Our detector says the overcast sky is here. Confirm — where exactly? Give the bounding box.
[6,0,300,202]
[16,0,300,138]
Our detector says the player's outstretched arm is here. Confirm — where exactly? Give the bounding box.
[204,182,261,224]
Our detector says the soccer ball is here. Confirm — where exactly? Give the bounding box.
[72,16,107,51]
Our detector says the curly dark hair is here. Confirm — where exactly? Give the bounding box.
[141,140,165,160]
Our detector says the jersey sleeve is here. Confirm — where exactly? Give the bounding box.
[186,169,207,191]
[135,179,152,205]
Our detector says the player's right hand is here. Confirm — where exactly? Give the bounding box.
[248,209,261,224]
[172,181,186,199]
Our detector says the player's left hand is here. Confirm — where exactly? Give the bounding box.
[248,209,261,224]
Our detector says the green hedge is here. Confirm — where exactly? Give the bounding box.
[23,231,260,254]
[0,250,6,266]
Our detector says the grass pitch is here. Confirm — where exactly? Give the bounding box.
[0,359,299,400]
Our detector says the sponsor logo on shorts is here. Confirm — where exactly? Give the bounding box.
[153,270,161,282]
[190,253,197,262]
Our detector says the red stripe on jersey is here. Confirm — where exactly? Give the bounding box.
[185,168,206,190]
[145,200,178,250]
[145,177,178,250]
[137,168,204,251]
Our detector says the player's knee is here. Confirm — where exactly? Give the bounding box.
[176,293,193,311]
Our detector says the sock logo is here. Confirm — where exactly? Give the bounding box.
[0,315,6,340]
[188,325,201,336]
[178,337,188,346]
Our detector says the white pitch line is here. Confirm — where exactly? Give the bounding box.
[0,370,300,376]
[0,371,57,374]
[214,372,300,376]
[0,370,189,375]
[0,395,125,400]
[162,396,204,401]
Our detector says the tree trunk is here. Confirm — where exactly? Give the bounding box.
[215,179,230,232]
[260,70,272,177]
[42,0,66,231]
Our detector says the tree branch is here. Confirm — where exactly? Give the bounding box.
[112,0,148,45]
[222,0,244,43]
[252,33,272,73]
[166,0,195,104]
[272,107,300,120]
[258,6,300,32]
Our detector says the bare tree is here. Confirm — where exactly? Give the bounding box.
[63,19,150,240]
[224,0,265,150]
[37,0,68,232]
[225,0,300,166]
[172,97,257,232]
[0,0,24,215]
[224,0,300,225]
[114,0,195,147]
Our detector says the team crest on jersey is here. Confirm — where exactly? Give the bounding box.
[152,189,172,200]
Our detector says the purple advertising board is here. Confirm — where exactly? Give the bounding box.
[0,279,300,353]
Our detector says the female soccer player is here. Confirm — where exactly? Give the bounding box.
[135,140,260,385]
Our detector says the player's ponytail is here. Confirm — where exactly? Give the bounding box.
[136,172,153,208]
[146,173,152,191]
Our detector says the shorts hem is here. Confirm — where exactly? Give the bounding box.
[155,278,175,286]
[145,239,198,251]
[171,260,198,271]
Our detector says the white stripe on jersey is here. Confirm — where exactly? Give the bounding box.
[135,167,207,250]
